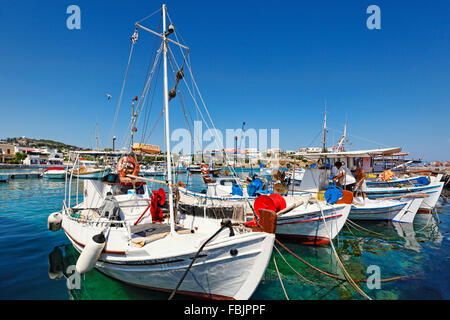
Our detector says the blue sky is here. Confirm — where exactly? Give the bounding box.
[0,0,449,160]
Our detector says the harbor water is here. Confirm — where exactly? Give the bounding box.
[0,171,448,300]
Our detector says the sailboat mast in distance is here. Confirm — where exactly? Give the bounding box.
[162,4,176,236]
[322,102,327,153]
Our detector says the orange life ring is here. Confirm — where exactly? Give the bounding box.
[117,156,140,179]
[200,163,209,175]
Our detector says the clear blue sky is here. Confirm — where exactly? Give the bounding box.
[0,0,449,160]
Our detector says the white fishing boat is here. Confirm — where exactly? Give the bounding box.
[366,174,432,188]
[54,165,275,299]
[41,166,67,179]
[188,164,221,175]
[298,149,445,214]
[269,195,351,245]
[363,182,444,213]
[140,165,166,176]
[72,160,111,179]
[48,5,275,300]
[349,196,424,223]
[179,168,351,245]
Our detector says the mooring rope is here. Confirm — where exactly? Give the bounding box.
[315,201,373,300]
[275,240,414,286]
[346,219,385,237]
[273,245,323,287]
[273,255,289,300]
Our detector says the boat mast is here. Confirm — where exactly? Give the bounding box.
[322,102,327,153]
[341,121,347,151]
[95,123,98,151]
[130,97,137,148]
[162,4,176,236]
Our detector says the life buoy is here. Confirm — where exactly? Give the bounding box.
[200,163,209,175]
[117,156,140,179]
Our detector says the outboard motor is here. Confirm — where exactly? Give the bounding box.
[98,196,121,221]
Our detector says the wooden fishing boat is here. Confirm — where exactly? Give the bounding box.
[72,166,111,179]
[349,197,424,223]
[48,5,275,300]
[178,168,351,245]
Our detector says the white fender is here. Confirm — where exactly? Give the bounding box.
[75,233,106,274]
[47,212,63,232]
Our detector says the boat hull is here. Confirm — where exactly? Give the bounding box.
[62,210,274,300]
[73,168,111,179]
[275,203,350,245]
[364,182,444,212]
[349,198,423,223]
[42,172,66,179]
[179,188,349,245]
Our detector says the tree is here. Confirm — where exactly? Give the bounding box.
[14,152,27,163]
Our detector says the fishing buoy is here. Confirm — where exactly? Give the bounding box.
[47,212,63,232]
[75,233,106,274]
[254,195,276,217]
[269,193,287,212]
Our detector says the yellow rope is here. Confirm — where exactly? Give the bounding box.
[273,245,323,287]
[273,255,289,300]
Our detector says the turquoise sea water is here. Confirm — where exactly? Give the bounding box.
[0,171,448,300]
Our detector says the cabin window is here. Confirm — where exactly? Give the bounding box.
[220,179,237,186]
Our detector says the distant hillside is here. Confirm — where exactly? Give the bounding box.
[3,137,88,151]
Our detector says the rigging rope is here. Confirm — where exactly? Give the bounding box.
[135,8,162,25]
[110,38,136,146]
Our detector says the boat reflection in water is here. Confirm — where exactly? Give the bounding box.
[47,244,185,300]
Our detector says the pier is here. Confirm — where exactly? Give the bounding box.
[0,172,42,181]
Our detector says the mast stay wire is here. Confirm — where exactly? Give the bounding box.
[138,14,163,143]
[165,24,262,220]
[109,39,137,148]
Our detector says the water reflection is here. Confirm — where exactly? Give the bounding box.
[254,213,444,300]
[47,244,191,300]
